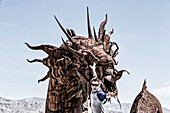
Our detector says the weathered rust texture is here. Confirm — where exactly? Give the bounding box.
[130,80,163,113]
[26,7,128,113]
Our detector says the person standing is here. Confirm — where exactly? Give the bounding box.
[90,77,116,113]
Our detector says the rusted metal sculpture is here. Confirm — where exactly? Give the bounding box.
[130,79,163,113]
[26,7,129,113]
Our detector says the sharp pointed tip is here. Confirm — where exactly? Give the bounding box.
[61,37,68,46]
[142,79,147,90]
[54,15,59,23]
[105,14,108,20]
[54,15,57,19]
[125,70,130,75]
[61,37,64,42]
[25,42,28,45]
[24,42,28,46]
[144,79,147,83]
[87,7,89,14]
[26,59,30,63]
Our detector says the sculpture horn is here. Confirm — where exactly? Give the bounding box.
[102,30,106,42]
[109,28,114,36]
[112,42,119,58]
[25,42,42,50]
[70,29,76,36]
[112,70,130,81]
[54,15,75,44]
[93,26,98,42]
[27,59,43,63]
[87,7,93,39]
[25,42,57,56]
[99,14,107,40]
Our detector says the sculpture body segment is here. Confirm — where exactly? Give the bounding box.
[26,8,128,113]
[130,80,163,113]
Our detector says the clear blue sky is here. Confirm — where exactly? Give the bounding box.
[0,0,170,109]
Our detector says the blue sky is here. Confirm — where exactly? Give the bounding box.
[0,0,170,109]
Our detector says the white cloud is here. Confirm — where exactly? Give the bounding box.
[151,85,170,98]
[0,22,19,28]
[150,85,170,109]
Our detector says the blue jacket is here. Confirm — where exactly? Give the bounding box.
[91,89,107,102]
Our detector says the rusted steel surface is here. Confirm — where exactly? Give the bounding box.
[26,7,128,113]
[130,80,163,113]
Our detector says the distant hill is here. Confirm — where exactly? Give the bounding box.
[18,97,45,102]
[103,103,170,113]
[0,96,169,113]
[0,97,45,113]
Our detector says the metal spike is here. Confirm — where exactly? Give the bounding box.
[70,29,76,36]
[61,37,70,50]
[87,7,93,39]
[54,15,75,44]
[93,26,98,42]
[102,30,106,42]
[99,14,107,40]
[25,42,42,50]
[66,28,72,37]
[112,42,119,58]
[109,28,114,36]
[27,59,43,63]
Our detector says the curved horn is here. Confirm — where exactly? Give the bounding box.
[87,7,93,39]
[112,42,119,58]
[109,28,114,36]
[25,42,43,50]
[70,29,76,37]
[99,14,107,40]
[102,30,106,42]
[25,42,57,56]
[112,52,119,59]
[27,59,43,63]
[102,30,107,53]
[108,41,119,55]
[113,70,130,81]
[66,28,72,37]
[107,42,114,54]
[54,15,75,44]
[113,59,118,65]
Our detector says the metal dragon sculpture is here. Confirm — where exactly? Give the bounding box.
[130,79,163,113]
[25,7,129,113]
